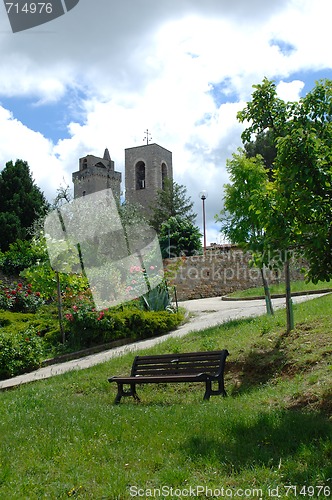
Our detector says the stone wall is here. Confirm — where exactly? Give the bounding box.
[164,248,305,301]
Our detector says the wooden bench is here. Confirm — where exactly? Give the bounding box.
[108,350,229,404]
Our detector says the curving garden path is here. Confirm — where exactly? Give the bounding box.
[0,292,329,390]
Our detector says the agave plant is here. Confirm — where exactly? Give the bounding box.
[141,282,174,312]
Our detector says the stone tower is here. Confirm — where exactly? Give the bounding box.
[72,148,122,199]
[125,143,173,216]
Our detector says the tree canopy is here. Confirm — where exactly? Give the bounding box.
[0,159,49,251]
[159,215,202,258]
[237,77,332,283]
[149,179,197,231]
[217,78,332,328]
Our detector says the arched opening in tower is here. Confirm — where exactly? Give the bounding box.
[135,161,146,189]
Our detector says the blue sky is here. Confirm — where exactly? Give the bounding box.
[0,87,86,142]
[1,0,332,245]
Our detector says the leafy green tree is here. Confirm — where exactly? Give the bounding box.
[159,215,202,258]
[238,78,332,281]
[0,159,49,251]
[119,200,150,228]
[244,129,277,181]
[236,77,332,330]
[216,150,274,314]
[149,179,197,231]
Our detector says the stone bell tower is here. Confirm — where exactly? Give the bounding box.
[72,148,122,199]
[125,142,173,216]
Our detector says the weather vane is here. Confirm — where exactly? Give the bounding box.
[143,129,152,145]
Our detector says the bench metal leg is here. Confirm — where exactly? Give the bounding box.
[204,379,227,400]
[114,383,140,404]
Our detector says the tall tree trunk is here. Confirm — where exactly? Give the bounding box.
[56,271,65,343]
[260,266,274,315]
[285,259,294,333]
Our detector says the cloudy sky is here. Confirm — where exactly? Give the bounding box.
[1,0,332,245]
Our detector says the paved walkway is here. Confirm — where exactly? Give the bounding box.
[0,293,328,390]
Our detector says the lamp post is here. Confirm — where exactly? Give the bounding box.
[199,191,208,255]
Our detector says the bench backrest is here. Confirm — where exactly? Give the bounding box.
[130,350,229,378]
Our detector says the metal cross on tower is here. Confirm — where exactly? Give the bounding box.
[143,129,152,145]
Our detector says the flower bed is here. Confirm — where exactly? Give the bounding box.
[0,282,44,313]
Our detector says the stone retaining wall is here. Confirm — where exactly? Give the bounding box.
[164,248,305,301]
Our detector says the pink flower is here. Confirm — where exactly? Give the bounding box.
[97,311,105,321]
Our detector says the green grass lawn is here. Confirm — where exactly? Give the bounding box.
[0,294,331,499]
[226,279,332,298]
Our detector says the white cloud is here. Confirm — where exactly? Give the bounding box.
[1,0,332,246]
[277,80,305,101]
[0,106,68,199]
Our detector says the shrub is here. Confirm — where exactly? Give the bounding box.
[0,283,44,313]
[0,327,44,379]
[0,239,46,275]
[65,305,184,349]
[21,262,89,302]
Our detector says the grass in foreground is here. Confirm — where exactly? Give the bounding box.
[227,279,332,298]
[0,295,331,499]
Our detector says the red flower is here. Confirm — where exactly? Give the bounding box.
[97,311,105,321]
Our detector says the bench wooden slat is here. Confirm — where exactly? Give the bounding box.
[134,366,221,376]
[109,349,229,403]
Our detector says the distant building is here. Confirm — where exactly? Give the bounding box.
[72,148,122,200]
[72,142,173,217]
[125,143,173,217]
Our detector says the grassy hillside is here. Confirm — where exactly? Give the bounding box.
[0,294,331,499]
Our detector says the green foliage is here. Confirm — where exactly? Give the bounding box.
[216,149,271,253]
[65,305,184,348]
[237,78,332,283]
[118,200,150,227]
[0,239,47,275]
[0,282,44,313]
[244,129,277,179]
[149,179,197,231]
[141,282,173,311]
[0,159,49,251]
[159,215,202,258]
[0,295,331,497]
[0,326,44,379]
[21,262,89,302]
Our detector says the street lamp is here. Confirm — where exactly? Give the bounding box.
[199,190,208,254]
